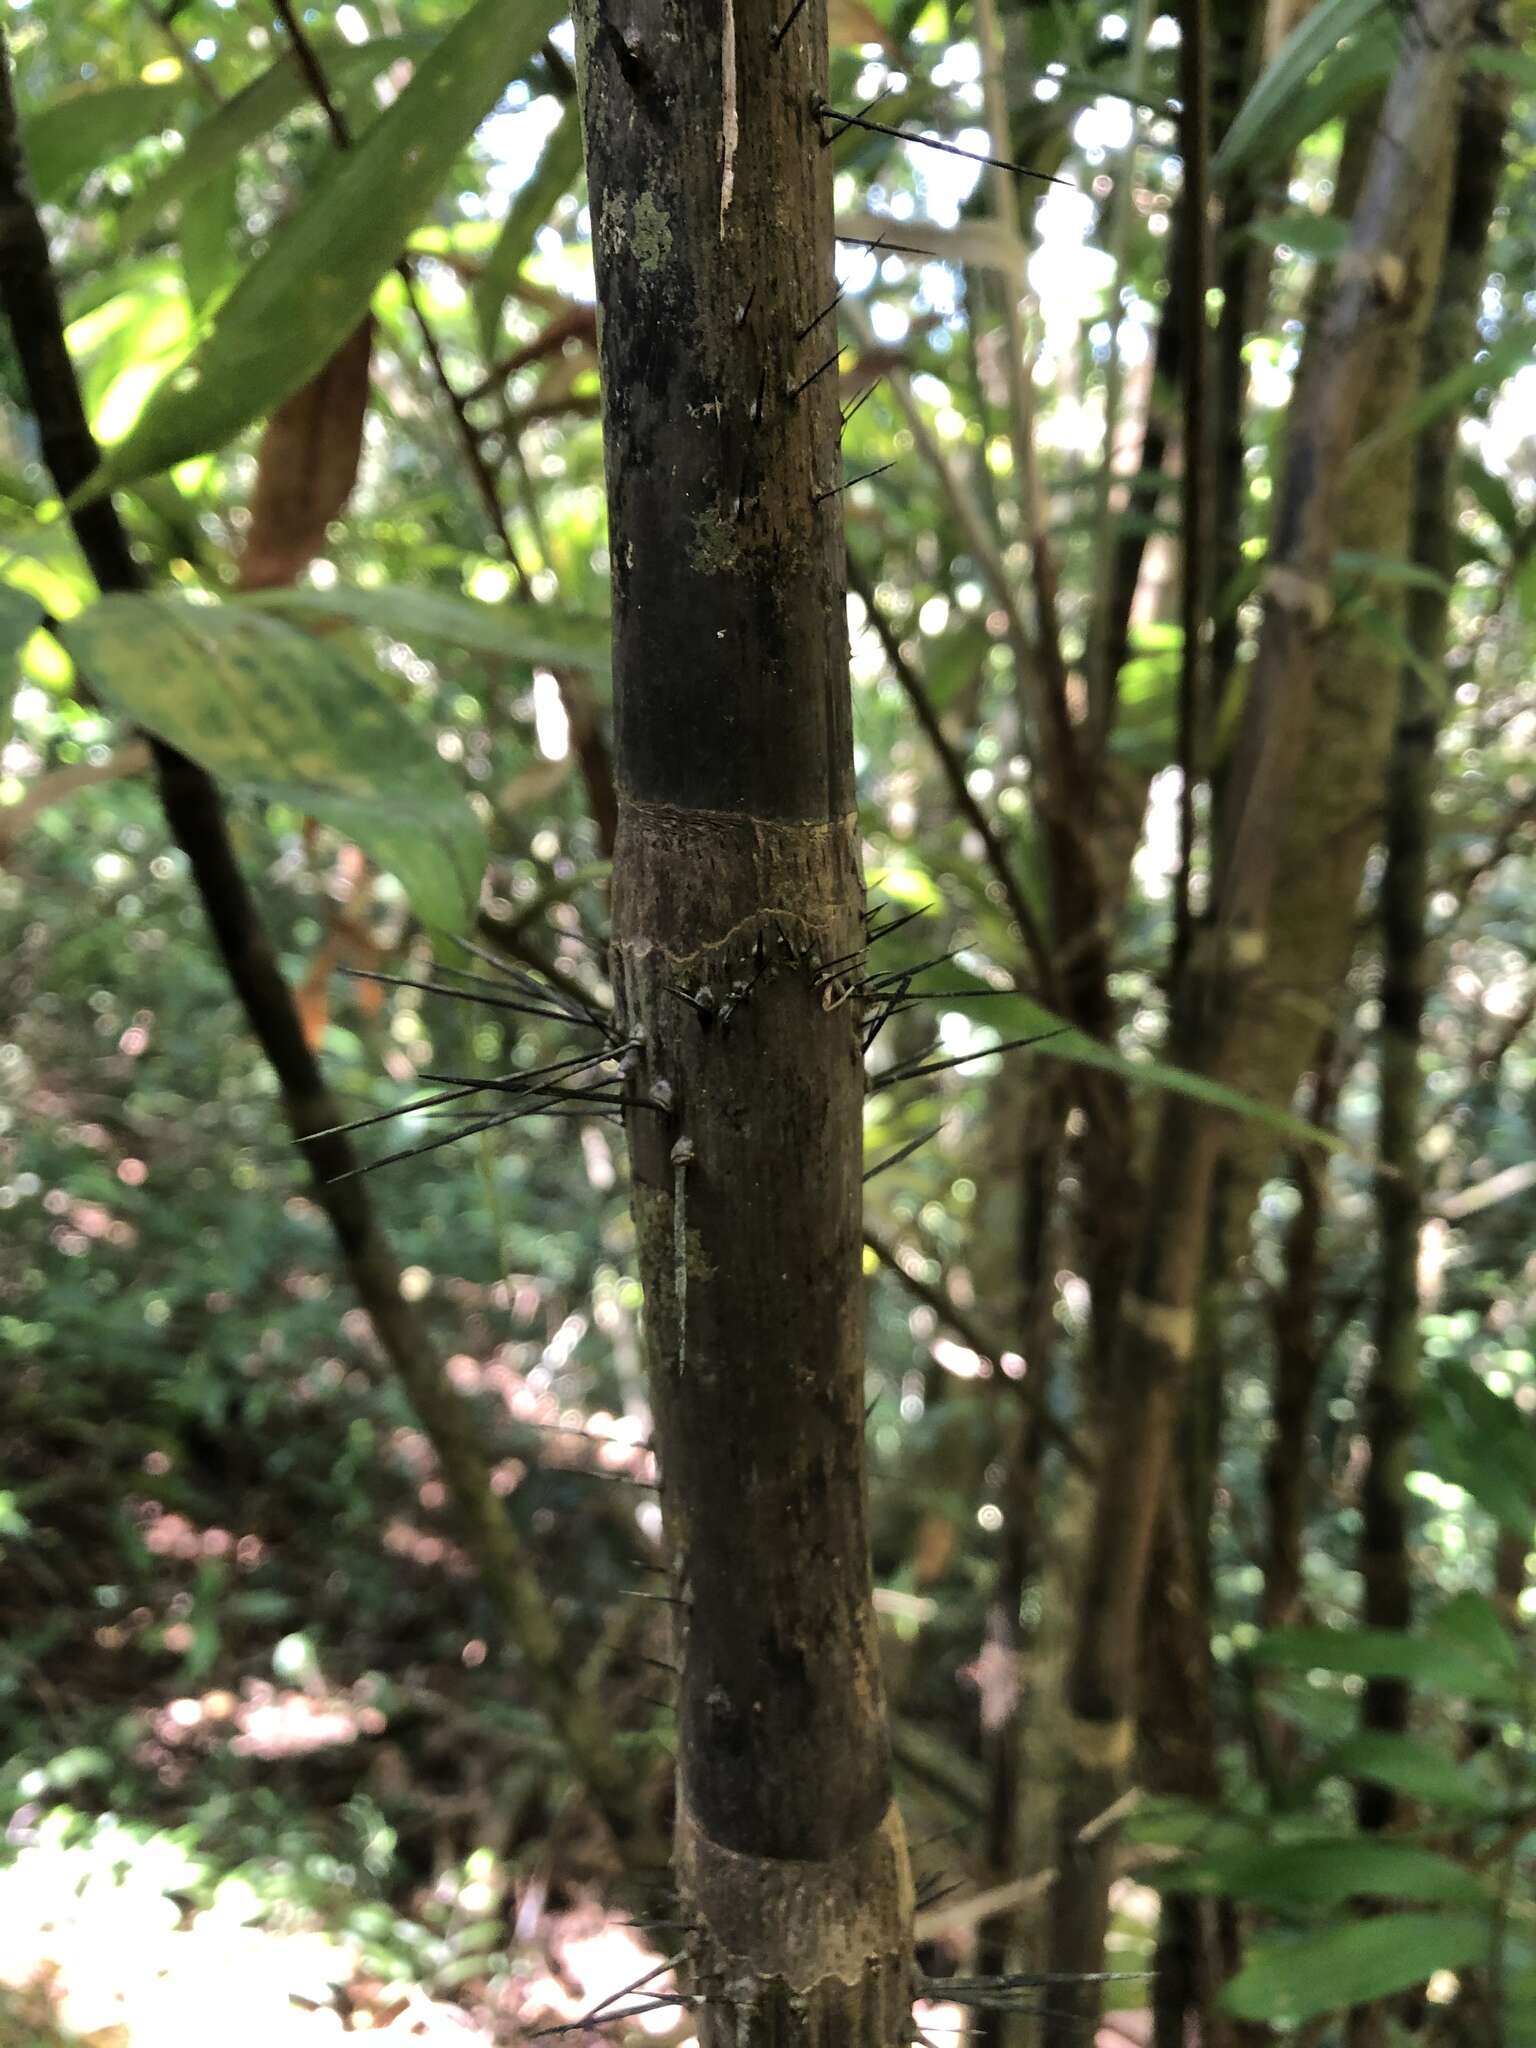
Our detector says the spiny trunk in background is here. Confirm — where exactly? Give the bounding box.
[1137,3,1228,2026]
[1090,0,1262,1661]
[1141,1209,1241,2048]
[1353,585,1432,1838]
[1262,1050,1342,1636]
[1039,8,1474,2039]
[1146,0,1335,1982]
[973,1074,1064,2048]
[1355,5,1511,1839]
[1099,0,1262,730]
[576,2,914,2038]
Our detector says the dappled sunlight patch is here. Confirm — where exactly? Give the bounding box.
[509,1912,683,2040]
[1108,1877,1160,1933]
[0,1827,703,2042]
[383,1519,470,1574]
[229,1684,387,1763]
[931,1335,988,1380]
[0,1821,363,2046]
[144,1678,386,1763]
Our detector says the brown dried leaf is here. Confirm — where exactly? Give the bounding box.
[236,318,373,592]
[296,859,387,1045]
[829,0,902,57]
[913,1512,956,1586]
[295,935,338,1050]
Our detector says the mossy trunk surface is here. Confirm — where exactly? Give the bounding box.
[577,0,914,2037]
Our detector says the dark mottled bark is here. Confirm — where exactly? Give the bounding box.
[577,0,913,2036]
[1144,1188,1242,2048]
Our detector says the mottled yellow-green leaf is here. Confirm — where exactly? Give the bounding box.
[246,584,612,676]
[58,595,485,931]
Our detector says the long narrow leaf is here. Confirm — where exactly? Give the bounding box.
[75,0,563,500]
[1222,1914,1489,2026]
[24,82,183,203]
[1346,324,1536,476]
[118,36,433,245]
[1213,0,1381,187]
[926,981,1353,1154]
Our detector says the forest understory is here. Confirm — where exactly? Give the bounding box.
[2,0,1535,2043]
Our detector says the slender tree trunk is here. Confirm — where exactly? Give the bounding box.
[1353,592,1433,1835]
[1208,0,1273,696]
[1355,0,1512,1835]
[1143,1198,1239,2048]
[577,2,914,2036]
[1039,9,1474,2037]
[975,1081,1064,2048]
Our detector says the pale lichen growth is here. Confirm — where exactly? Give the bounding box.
[597,192,628,262]
[631,191,673,271]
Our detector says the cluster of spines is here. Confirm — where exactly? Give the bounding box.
[299,931,627,1182]
[319,897,1063,1181]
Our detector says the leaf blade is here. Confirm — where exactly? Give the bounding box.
[919,980,1352,1154]
[24,81,184,203]
[1171,1838,1487,1912]
[245,583,613,676]
[1250,1625,1515,1703]
[1213,0,1383,188]
[118,36,433,245]
[1324,1731,1505,1814]
[0,583,45,756]
[57,595,486,931]
[1221,1913,1489,2025]
[77,0,563,498]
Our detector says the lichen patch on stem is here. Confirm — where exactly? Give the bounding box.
[631,190,673,271]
